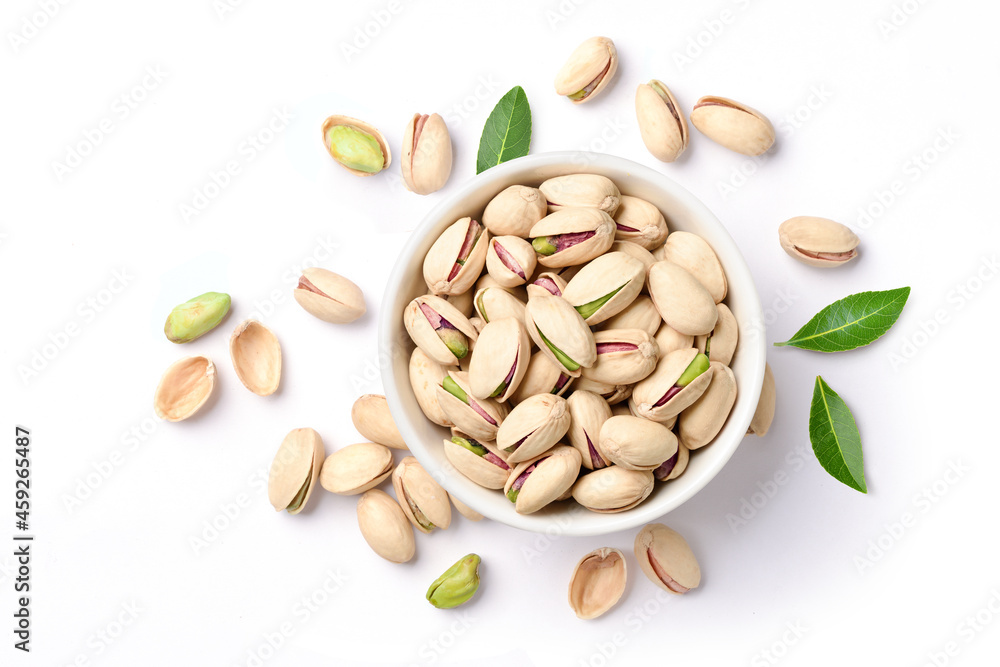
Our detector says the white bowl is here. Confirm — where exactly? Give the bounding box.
[380,152,765,536]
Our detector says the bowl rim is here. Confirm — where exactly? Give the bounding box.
[379,151,765,536]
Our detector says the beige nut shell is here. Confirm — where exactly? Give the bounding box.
[356,489,415,563]
[690,96,775,156]
[568,547,628,619]
[634,523,701,593]
[268,427,325,514]
[321,115,391,176]
[294,267,366,324]
[229,319,281,396]
[401,112,452,195]
[153,355,216,422]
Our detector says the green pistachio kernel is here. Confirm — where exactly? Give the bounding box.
[164,291,231,343]
[676,353,710,387]
[568,89,587,101]
[451,436,488,457]
[532,237,557,256]
[426,554,481,609]
[536,326,580,372]
[506,487,519,502]
[442,376,469,404]
[325,125,385,174]
[574,284,626,320]
[438,328,469,359]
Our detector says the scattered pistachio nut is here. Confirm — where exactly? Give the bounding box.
[635,79,688,162]
[351,394,406,449]
[554,36,618,104]
[321,115,390,175]
[568,547,627,619]
[778,216,860,267]
[612,196,669,250]
[392,456,452,533]
[356,489,415,563]
[427,554,481,609]
[229,319,281,396]
[634,523,701,594]
[319,442,393,495]
[690,96,775,156]
[402,112,452,195]
[747,362,776,436]
[482,185,548,237]
[164,291,231,343]
[153,355,216,422]
[293,268,366,324]
[268,428,325,514]
[424,217,491,296]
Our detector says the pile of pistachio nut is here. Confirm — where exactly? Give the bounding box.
[404,172,776,517]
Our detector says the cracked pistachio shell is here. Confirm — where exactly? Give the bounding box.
[449,494,484,521]
[526,271,568,299]
[635,524,700,594]
[444,432,511,490]
[436,370,508,441]
[409,348,453,427]
[423,217,490,296]
[469,317,531,402]
[153,355,216,422]
[696,303,738,366]
[351,394,406,449]
[294,268,366,323]
[357,489,415,563]
[404,295,479,367]
[164,291,231,343]
[632,348,713,422]
[524,294,597,377]
[530,208,616,268]
[498,394,571,464]
[566,391,613,470]
[482,185,547,237]
[562,252,644,325]
[654,443,689,482]
[540,174,621,215]
[572,467,655,513]
[625,400,677,430]
[778,216,860,267]
[747,362,775,436]
[598,295,661,337]
[486,236,537,288]
[635,80,688,162]
[661,232,727,303]
[320,442,393,495]
[511,350,574,403]
[392,456,452,533]
[473,287,526,327]
[568,547,627,620]
[613,196,669,250]
[574,377,633,405]
[268,428,325,514]
[690,96,775,156]
[598,415,678,471]
[648,261,718,336]
[504,445,582,514]
[229,320,281,396]
[402,113,452,195]
[581,329,659,385]
[654,323,694,357]
[554,36,618,104]
[678,361,737,449]
[322,115,390,176]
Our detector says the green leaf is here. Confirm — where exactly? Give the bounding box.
[476,86,531,174]
[775,287,910,352]
[809,376,866,493]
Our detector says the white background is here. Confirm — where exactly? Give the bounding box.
[3,0,999,665]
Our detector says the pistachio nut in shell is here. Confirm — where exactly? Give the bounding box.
[598,295,660,337]
[678,361,737,449]
[392,456,452,533]
[229,319,281,396]
[539,174,621,215]
[482,185,547,237]
[511,349,574,403]
[635,79,688,162]
[469,317,531,402]
[613,196,669,251]
[423,217,490,296]
[441,289,475,318]
[526,271,568,300]
[562,251,645,325]
[608,241,656,284]
[634,523,701,594]
[524,294,597,377]
[497,393,571,464]
[695,303,738,366]
[631,348,713,422]
[572,466,654,513]
[319,442,393,495]
[402,112,452,195]
[647,261,718,336]
[568,547,627,620]
[475,273,528,302]
[598,415,678,471]
[504,445,582,514]
[268,428,325,514]
[530,207,616,268]
[581,328,659,385]
[321,115,390,175]
[566,390,613,470]
[444,433,511,490]
[153,355,216,422]
[427,554,481,609]
[690,96,775,156]
[473,286,526,327]
[661,232,727,303]
[404,294,479,366]
[436,370,507,442]
[486,235,537,288]
[357,489,415,563]
[554,36,618,104]
[294,268,366,324]
[778,216,860,267]
[351,394,406,449]
[747,362,776,436]
[449,494,484,521]
[164,291,230,343]
[409,348,453,427]
[653,443,689,482]
[654,323,694,357]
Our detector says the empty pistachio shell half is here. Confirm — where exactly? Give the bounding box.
[268,428,325,514]
[427,554,481,608]
[747,362,776,436]
[599,415,678,471]
[449,494,484,521]
[424,217,490,296]
[634,523,701,594]
[677,361,737,449]
[598,295,661,337]
[444,432,511,489]
[661,232,727,304]
[319,442,393,495]
[229,320,281,396]
[631,348,713,422]
[566,391,613,470]
[504,445,582,514]
[530,207,616,268]
[498,394,571,464]
[409,348,453,427]
[294,268,366,324]
[540,174,621,215]
[392,456,452,533]
[562,251,645,325]
[436,370,508,441]
[473,286,527,327]
[635,80,688,163]
[351,394,406,449]
[554,36,618,104]
[404,294,479,367]
[511,350,574,403]
[612,196,669,250]
[482,185,547,237]
[778,216,860,267]
[321,115,390,176]
[690,96,775,156]
[486,235,537,288]
[164,291,231,343]
[568,547,627,619]
[572,466,654,513]
[653,443,690,482]
[696,303,738,366]
[357,489,415,563]
[524,294,597,378]
[402,112,452,195]
[469,317,531,402]
[654,323,695,357]
[581,328,659,386]
[648,261,718,336]
[526,271,569,300]
[153,355,216,422]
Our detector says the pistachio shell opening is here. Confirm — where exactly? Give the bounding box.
[294,268,366,324]
[153,355,216,422]
[229,319,282,396]
[268,428,325,514]
[568,547,627,619]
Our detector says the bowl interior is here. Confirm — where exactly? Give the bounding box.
[380,152,765,536]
